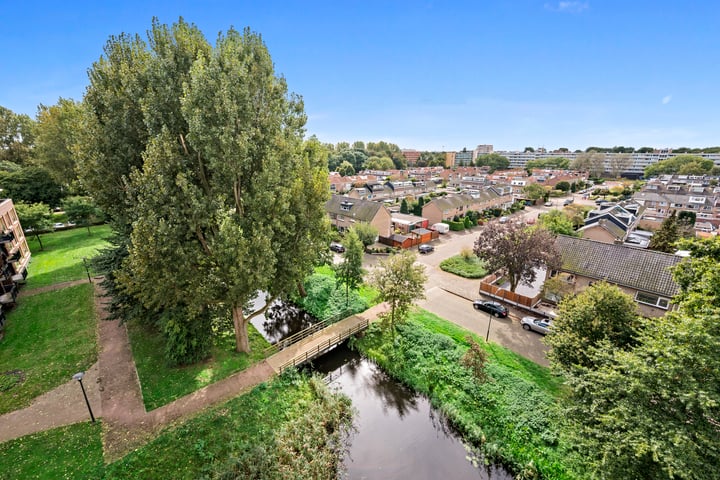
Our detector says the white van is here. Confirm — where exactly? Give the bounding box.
[432,223,449,234]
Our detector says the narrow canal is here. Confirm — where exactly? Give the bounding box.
[252,297,513,479]
[313,345,513,480]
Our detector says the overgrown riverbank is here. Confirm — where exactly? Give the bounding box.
[354,309,579,479]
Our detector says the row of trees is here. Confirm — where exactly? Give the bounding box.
[327,140,408,174]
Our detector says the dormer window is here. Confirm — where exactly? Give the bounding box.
[340,201,353,212]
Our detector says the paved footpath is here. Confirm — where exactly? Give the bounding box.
[0,278,389,461]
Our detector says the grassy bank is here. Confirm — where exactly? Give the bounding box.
[128,321,271,410]
[2,373,352,480]
[104,372,351,479]
[25,224,112,289]
[0,283,97,414]
[355,309,575,479]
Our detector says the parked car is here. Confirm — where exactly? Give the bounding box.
[520,316,552,335]
[544,201,553,207]
[53,222,65,229]
[473,300,509,318]
[418,244,434,254]
[563,198,574,206]
[329,242,345,253]
[499,216,509,223]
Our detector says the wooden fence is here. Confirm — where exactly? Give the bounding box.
[478,273,542,308]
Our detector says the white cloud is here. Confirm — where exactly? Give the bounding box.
[662,95,672,105]
[544,1,589,13]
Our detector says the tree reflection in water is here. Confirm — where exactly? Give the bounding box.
[363,361,419,418]
[260,300,317,343]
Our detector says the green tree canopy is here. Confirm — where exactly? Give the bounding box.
[79,19,330,360]
[475,153,509,173]
[537,209,577,236]
[63,196,99,234]
[368,250,427,335]
[554,180,571,192]
[522,183,548,201]
[336,160,355,176]
[365,155,394,171]
[559,241,720,478]
[0,105,35,164]
[648,210,692,253]
[644,154,715,178]
[14,201,53,250]
[526,157,569,170]
[33,98,82,186]
[0,166,63,207]
[335,228,364,307]
[545,281,641,372]
[571,151,606,178]
[473,222,560,292]
[352,222,378,248]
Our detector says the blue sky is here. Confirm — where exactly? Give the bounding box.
[2,1,719,151]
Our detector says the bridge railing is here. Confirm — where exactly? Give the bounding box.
[262,309,355,357]
[278,318,369,373]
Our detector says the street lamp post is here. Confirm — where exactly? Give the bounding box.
[485,311,493,342]
[82,258,92,283]
[72,371,95,423]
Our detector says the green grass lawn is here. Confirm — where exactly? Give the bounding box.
[128,321,271,410]
[0,283,97,414]
[24,224,112,289]
[439,254,487,278]
[1,422,104,480]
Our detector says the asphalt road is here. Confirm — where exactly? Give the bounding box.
[375,210,552,367]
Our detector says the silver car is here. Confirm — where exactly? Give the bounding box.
[520,316,552,335]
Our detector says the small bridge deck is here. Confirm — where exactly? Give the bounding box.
[266,302,388,373]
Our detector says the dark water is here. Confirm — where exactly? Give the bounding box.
[312,346,514,480]
[249,292,318,343]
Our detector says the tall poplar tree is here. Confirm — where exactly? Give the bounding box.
[119,27,329,354]
[79,20,329,357]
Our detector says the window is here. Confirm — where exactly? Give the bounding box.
[635,292,670,310]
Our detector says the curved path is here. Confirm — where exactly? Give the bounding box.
[0,278,389,462]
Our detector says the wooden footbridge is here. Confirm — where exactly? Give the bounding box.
[265,303,388,373]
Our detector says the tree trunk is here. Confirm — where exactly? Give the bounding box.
[35,233,44,251]
[232,304,251,353]
[296,281,307,298]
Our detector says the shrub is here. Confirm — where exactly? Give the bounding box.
[448,221,465,231]
[439,255,487,278]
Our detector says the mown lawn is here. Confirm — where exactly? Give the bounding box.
[1,422,104,480]
[355,309,575,479]
[128,321,271,410]
[0,283,97,414]
[25,225,112,289]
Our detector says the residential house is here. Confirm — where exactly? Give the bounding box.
[553,235,682,317]
[421,188,513,225]
[634,175,720,231]
[325,195,392,238]
[577,203,644,244]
